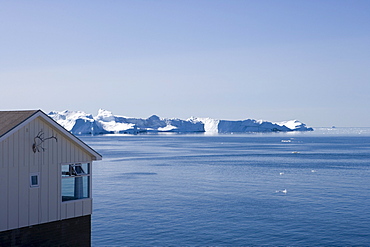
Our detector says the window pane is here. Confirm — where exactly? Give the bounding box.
[62,177,75,201]
[75,165,86,175]
[62,176,89,201]
[62,165,72,177]
[31,175,38,186]
[82,176,89,198]
[62,163,90,177]
[81,163,90,174]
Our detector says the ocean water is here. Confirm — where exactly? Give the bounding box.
[81,128,370,246]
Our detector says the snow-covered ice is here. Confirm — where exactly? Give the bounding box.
[48,109,314,135]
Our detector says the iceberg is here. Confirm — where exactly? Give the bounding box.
[48,109,313,135]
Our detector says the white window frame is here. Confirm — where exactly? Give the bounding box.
[30,172,40,188]
[61,162,91,201]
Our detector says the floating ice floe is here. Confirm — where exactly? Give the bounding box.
[276,189,287,194]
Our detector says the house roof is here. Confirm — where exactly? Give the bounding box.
[0,110,38,137]
[0,110,102,160]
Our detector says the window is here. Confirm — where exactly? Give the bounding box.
[62,163,90,201]
[30,173,40,188]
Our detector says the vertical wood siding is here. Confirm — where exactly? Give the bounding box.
[0,140,8,231]
[0,117,94,231]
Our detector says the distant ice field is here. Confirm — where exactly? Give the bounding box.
[82,128,370,246]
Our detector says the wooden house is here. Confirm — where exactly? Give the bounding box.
[0,110,102,246]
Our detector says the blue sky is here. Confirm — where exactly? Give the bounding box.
[1,1,369,127]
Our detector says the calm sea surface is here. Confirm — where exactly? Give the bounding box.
[81,128,370,246]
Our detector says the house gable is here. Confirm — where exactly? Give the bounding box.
[0,110,102,160]
[0,110,101,232]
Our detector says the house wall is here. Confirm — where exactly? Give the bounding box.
[0,117,94,232]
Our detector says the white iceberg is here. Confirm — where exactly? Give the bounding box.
[48,109,313,135]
